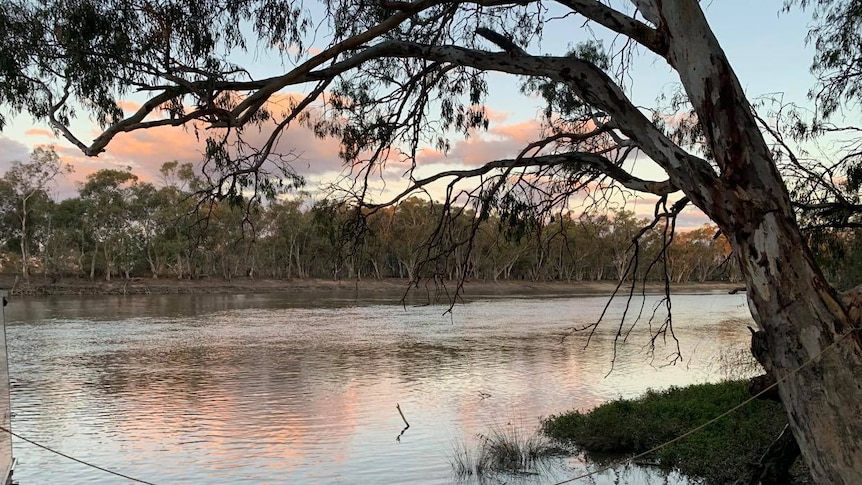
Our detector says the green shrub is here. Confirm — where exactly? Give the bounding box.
[542,380,803,484]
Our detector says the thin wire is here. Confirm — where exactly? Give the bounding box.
[0,425,158,485]
[552,327,859,485]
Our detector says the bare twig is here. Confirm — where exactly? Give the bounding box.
[396,403,410,442]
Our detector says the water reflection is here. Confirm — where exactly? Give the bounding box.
[6,292,751,484]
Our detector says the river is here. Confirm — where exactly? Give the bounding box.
[3,290,752,484]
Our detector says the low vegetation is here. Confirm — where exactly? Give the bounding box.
[450,423,560,479]
[542,380,811,484]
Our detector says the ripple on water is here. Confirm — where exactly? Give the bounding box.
[6,293,749,484]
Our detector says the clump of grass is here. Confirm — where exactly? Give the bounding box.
[542,380,806,484]
[479,423,556,472]
[450,423,560,479]
[450,440,488,478]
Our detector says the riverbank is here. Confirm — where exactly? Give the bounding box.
[542,380,812,484]
[0,275,741,297]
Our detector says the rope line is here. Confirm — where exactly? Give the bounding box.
[552,327,859,485]
[0,425,158,485]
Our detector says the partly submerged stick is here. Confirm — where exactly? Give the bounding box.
[396,403,410,441]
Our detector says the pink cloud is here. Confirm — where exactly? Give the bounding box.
[429,118,542,167]
[488,119,541,142]
[478,105,510,124]
[46,96,540,194]
[116,100,144,114]
[27,100,687,221]
[103,126,202,167]
[24,128,55,138]
[76,110,345,188]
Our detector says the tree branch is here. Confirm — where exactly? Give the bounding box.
[315,40,716,206]
[556,0,667,55]
[366,151,676,209]
[475,27,527,55]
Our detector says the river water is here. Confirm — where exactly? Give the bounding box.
[3,290,752,484]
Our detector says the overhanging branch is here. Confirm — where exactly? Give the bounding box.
[365,151,677,209]
[315,40,717,205]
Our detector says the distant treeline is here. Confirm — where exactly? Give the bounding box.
[2,160,859,286]
[0,159,746,284]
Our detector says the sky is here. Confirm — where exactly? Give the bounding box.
[0,1,825,229]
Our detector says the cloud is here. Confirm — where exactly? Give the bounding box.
[675,206,712,232]
[88,92,346,183]
[73,122,343,190]
[9,91,545,201]
[24,128,54,138]
[411,118,543,169]
[480,105,510,124]
[100,127,203,171]
[9,98,699,228]
[488,119,540,142]
[116,100,143,114]
[0,136,30,174]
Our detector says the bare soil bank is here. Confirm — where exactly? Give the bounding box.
[0,274,741,298]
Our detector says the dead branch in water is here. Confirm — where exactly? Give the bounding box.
[395,403,410,442]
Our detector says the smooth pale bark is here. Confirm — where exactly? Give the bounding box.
[649,1,862,481]
[19,205,28,280]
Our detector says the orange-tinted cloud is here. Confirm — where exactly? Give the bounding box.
[93,122,343,184]
[14,97,707,230]
[34,91,343,191]
[116,100,144,114]
[24,93,542,198]
[476,105,510,124]
[487,119,540,142]
[422,118,542,167]
[24,128,54,138]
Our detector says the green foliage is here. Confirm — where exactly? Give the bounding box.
[786,0,862,117]
[542,381,794,484]
[805,228,862,290]
[0,162,744,283]
[520,40,610,123]
[477,424,557,473]
[0,0,310,128]
[0,147,72,276]
[0,158,746,282]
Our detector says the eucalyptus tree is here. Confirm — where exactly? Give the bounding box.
[0,147,71,279]
[384,197,440,280]
[47,197,90,276]
[3,0,862,480]
[259,199,307,278]
[79,169,139,280]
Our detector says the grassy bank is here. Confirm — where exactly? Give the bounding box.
[543,380,810,484]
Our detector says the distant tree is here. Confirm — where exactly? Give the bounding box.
[46,197,90,276]
[0,147,71,279]
[79,168,139,280]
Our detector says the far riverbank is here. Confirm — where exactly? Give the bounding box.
[0,275,741,298]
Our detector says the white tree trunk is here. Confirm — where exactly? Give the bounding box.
[655,1,862,480]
